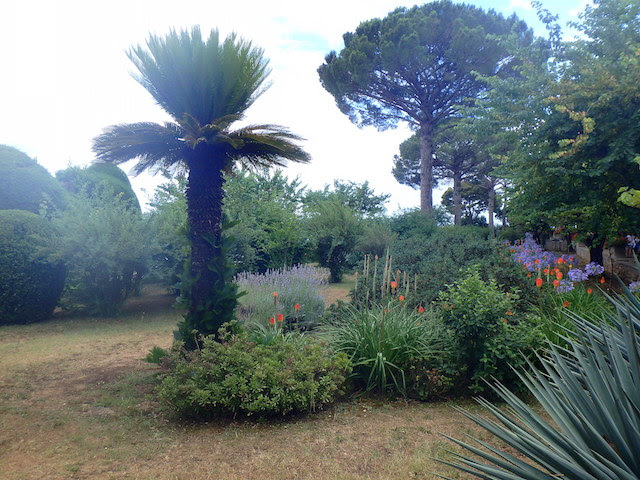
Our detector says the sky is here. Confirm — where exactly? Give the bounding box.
[0,0,588,212]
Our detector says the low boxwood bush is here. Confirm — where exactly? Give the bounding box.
[157,331,351,418]
[0,210,66,325]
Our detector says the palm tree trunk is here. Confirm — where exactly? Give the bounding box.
[419,124,434,215]
[179,147,232,345]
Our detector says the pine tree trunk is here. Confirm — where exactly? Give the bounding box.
[453,171,462,226]
[419,125,434,215]
[487,178,495,238]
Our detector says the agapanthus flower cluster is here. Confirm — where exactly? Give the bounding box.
[629,281,640,293]
[567,268,589,282]
[584,262,605,276]
[555,279,575,293]
[508,233,605,294]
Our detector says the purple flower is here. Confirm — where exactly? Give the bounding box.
[584,262,604,276]
[556,279,574,293]
[567,268,588,282]
[629,281,640,293]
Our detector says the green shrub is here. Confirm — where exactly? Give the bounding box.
[54,190,150,316]
[391,225,533,306]
[0,145,67,214]
[56,163,140,211]
[437,268,543,394]
[157,333,351,418]
[319,302,456,397]
[0,210,66,325]
[445,280,640,480]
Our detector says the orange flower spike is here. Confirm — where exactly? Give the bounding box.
[294,303,301,311]
[535,277,543,288]
[505,310,513,316]
[398,295,405,302]
[587,288,593,294]
[390,281,398,290]
[553,279,560,287]
[269,317,275,325]
[563,300,570,308]
[534,259,540,265]
[273,292,279,297]
[543,268,549,275]
[527,272,532,278]
[277,313,284,323]
[600,277,606,284]
[418,305,425,313]
[556,271,563,280]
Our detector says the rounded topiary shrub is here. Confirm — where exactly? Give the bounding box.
[0,145,67,213]
[158,333,351,418]
[0,210,66,325]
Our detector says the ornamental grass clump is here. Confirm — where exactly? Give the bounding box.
[319,301,456,398]
[235,264,326,330]
[442,278,640,480]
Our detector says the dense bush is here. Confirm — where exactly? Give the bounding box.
[320,302,456,398]
[437,268,543,394]
[56,163,141,211]
[0,210,66,325]
[0,145,67,214]
[392,225,533,305]
[54,190,150,316]
[157,332,351,418]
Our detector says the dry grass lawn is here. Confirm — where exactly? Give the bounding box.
[0,284,495,480]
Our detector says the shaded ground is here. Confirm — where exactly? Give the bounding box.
[0,284,492,480]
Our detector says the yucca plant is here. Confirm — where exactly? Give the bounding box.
[441,279,640,480]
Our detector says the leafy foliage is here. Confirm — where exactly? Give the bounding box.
[157,332,351,418]
[306,200,362,283]
[0,210,66,325]
[56,163,140,211]
[437,268,543,393]
[0,145,67,214]
[54,190,150,316]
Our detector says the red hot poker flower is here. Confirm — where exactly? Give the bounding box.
[535,278,543,288]
[277,313,284,322]
[269,317,275,325]
[399,295,405,302]
[294,303,300,311]
[418,306,425,313]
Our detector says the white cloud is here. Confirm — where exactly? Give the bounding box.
[510,0,533,11]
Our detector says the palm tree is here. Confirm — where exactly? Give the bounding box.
[93,27,310,346]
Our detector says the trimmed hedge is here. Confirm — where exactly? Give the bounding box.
[0,210,65,325]
[0,145,67,213]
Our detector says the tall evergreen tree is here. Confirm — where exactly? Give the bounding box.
[318,1,531,214]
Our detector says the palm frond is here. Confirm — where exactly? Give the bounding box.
[225,124,311,169]
[128,27,270,124]
[92,122,185,175]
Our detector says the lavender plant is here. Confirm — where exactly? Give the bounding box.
[235,264,327,330]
